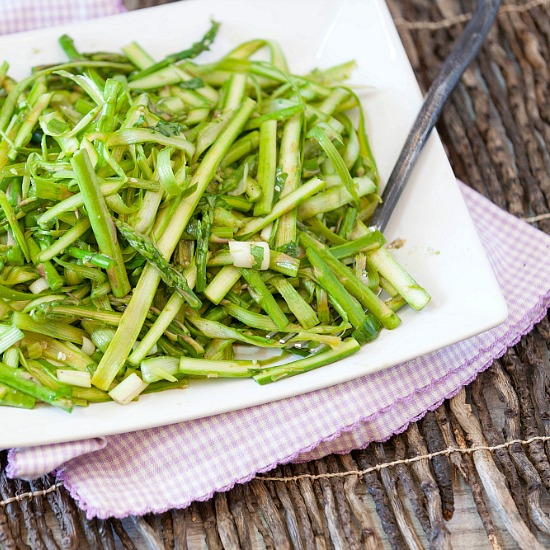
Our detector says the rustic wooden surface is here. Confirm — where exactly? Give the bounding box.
[1,0,549,548]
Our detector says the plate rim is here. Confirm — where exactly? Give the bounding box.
[0,0,508,449]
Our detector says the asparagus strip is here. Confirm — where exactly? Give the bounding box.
[274,113,302,252]
[36,180,124,228]
[47,305,121,325]
[0,383,36,409]
[179,357,259,378]
[204,265,241,305]
[0,190,30,261]
[0,362,72,411]
[94,79,123,167]
[301,233,400,329]
[221,131,260,167]
[54,258,106,283]
[195,207,213,292]
[222,74,248,111]
[305,247,379,344]
[129,292,184,365]
[92,98,255,390]
[308,125,358,205]
[298,177,375,219]
[27,237,64,291]
[306,216,347,245]
[24,360,73,397]
[204,339,234,360]
[13,311,85,344]
[254,120,277,216]
[11,92,52,156]
[123,41,155,70]
[140,356,180,383]
[66,247,114,269]
[0,61,133,133]
[35,219,91,263]
[71,386,110,403]
[222,302,344,334]
[253,338,359,384]
[328,230,385,259]
[0,29,432,408]
[367,247,431,310]
[208,248,300,277]
[100,128,194,155]
[271,277,319,329]
[239,177,324,237]
[222,302,281,331]
[240,268,289,329]
[21,333,94,371]
[71,149,131,297]
[188,316,280,348]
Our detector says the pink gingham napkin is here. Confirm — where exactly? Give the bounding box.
[0,0,125,34]
[3,2,550,520]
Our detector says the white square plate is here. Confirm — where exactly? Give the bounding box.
[0,0,507,448]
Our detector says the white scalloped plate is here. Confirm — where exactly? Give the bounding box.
[0,0,506,448]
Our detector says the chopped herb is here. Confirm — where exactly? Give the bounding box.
[250,244,265,269]
[152,120,186,137]
[178,77,204,90]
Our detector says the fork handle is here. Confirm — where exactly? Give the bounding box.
[370,0,502,232]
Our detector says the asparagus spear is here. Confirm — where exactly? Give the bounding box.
[254,120,278,216]
[115,220,201,308]
[71,149,131,297]
[0,362,72,411]
[129,20,220,81]
[240,268,289,329]
[253,338,359,384]
[300,233,400,329]
[367,247,431,310]
[305,247,380,344]
[273,113,302,253]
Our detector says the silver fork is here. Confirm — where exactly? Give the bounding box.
[369,0,501,232]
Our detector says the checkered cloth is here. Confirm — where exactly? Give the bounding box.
[2,1,550,520]
[0,0,125,34]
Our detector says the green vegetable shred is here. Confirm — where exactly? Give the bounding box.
[0,21,430,410]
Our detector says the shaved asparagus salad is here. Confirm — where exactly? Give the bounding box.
[0,22,430,411]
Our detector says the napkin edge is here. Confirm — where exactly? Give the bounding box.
[58,290,549,519]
